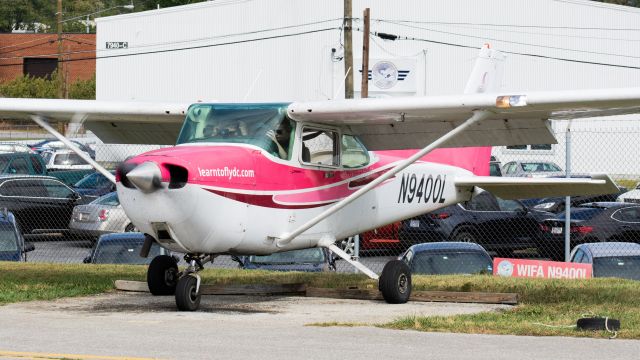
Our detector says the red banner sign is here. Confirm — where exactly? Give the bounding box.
[493,258,592,279]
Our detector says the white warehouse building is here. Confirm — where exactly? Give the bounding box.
[96,0,640,179]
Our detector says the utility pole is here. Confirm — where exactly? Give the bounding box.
[360,8,370,98]
[56,0,65,98]
[343,0,354,99]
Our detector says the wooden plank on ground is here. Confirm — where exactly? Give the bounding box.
[306,287,518,305]
[114,280,306,296]
[200,283,306,296]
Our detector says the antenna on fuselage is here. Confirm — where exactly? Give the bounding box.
[243,69,263,101]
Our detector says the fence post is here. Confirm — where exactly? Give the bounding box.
[564,124,572,262]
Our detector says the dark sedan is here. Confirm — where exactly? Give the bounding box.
[73,171,116,203]
[570,242,640,280]
[399,242,493,275]
[238,247,335,272]
[399,190,552,257]
[0,175,92,234]
[539,202,640,261]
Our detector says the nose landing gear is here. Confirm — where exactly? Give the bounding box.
[147,253,214,311]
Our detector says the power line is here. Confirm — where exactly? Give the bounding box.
[378,21,640,60]
[0,27,338,67]
[377,19,640,31]
[357,28,640,70]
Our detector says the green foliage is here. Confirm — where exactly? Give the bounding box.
[0,73,95,99]
[68,75,96,99]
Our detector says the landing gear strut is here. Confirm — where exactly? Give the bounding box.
[147,253,214,311]
[174,254,214,311]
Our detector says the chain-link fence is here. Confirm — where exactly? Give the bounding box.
[3,118,640,281]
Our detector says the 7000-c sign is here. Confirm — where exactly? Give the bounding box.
[106,42,128,49]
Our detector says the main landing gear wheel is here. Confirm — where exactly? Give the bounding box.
[175,275,201,311]
[379,260,412,304]
[147,255,178,295]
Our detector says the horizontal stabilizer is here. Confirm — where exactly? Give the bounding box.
[454,174,619,200]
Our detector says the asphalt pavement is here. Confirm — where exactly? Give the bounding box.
[0,292,637,360]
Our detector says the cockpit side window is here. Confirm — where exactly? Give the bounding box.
[341,134,369,168]
[301,127,339,167]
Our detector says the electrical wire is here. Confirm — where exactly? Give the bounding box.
[352,27,640,70]
[378,21,640,60]
[376,19,640,31]
[0,27,338,67]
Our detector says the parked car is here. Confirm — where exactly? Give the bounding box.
[338,222,403,256]
[489,156,502,177]
[69,192,135,239]
[29,139,96,159]
[83,232,167,264]
[399,242,493,275]
[531,186,628,213]
[0,151,92,186]
[570,242,640,280]
[0,175,92,234]
[0,210,34,261]
[399,190,553,257]
[501,160,564,177]
[41,149,93,171]
[73,171,116,202]
[238,247,335,272]
[539,202,640,261]
[0,143,34,153]
[617,182,640,204]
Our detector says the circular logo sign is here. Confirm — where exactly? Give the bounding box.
[372,61,398,89]
[496,260,514,277]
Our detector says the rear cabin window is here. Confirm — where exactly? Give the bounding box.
[301,127,338,167]
[341,134,369,168]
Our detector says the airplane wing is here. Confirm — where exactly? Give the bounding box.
[287,87,640,150]
[0,98,191,144]
[454,173,619,200]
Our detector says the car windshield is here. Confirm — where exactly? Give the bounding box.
[521,162,561,172]
[0,224,18,252]
[176,103,291,154]
[75,173,111,188]
[410,251,492,275]
[0,157,9,173]
[92,239,162,264]
[93,192,119,206]
[53,153,88,165]
[558,208,604,220]
[249,248,325,265]
[593,256,640,280]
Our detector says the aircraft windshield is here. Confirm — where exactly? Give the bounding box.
[177,103,293,158]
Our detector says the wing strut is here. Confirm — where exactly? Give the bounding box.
[276,109,492,247]
[30,115,116,184]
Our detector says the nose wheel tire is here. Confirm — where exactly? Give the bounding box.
[379,260,412,304]
[175,275,201,311]
[147,255,178,295]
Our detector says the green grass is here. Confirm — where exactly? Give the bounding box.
[384,274,640,339]
[2,263,639,339]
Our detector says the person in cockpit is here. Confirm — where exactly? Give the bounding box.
[266,119,292,159]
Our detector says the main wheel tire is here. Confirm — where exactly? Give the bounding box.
[379,260,411,304]
[175,275,201,311]
[147,255,178,295]
[453,230,476,243]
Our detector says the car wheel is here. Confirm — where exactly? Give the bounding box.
[147,255,178,295]
[338,236,356,256]
[379,260,411,304]
[453,230,476,243]
[175,275,201,311]
[124,223,137,232]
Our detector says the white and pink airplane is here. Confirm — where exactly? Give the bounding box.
[0,45,636,311]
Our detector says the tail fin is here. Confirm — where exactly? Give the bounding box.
[463,43,505,94]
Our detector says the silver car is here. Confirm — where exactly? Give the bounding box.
[501,160,564,178]
[69,192,135,238]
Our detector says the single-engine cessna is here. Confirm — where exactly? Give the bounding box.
[0,45,636,310]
